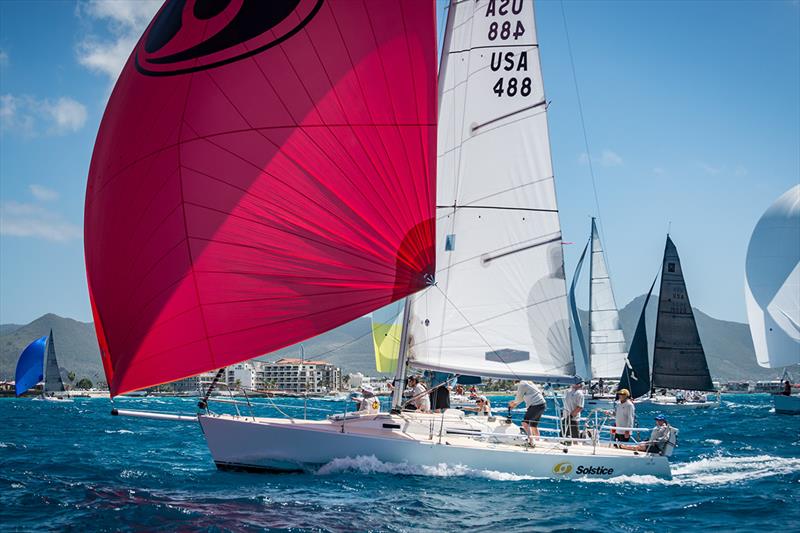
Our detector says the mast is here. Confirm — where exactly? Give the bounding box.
[588,218,594,378]
[390,298,412,411]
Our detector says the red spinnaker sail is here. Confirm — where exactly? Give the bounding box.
[84,0,437,396]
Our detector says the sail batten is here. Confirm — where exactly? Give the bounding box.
[651,236,715,391]
[86,0,438,396]
[407,0,575,381]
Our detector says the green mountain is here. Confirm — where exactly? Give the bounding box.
[0,314,103,385]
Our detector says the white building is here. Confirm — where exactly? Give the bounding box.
[259,358,341,393]
[227,363,257,390]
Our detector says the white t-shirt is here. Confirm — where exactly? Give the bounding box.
[514,381,545,407]
[412,383,430,412]
[563,388,585,417]
[358,395,381,414]
[615,399,635,429]
[649,423,670,446]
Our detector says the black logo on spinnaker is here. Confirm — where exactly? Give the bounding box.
[135,0,324,76]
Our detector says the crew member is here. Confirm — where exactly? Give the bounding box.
[619,414,671,454]
[610,388,635,442]
[407,376,431,412]
[464,395,492,416]
[508,380,546,445]
[561,381,585,440]
[355,385,381,414]
[782,380,792,396]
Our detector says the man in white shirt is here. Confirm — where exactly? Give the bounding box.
[407,376,431,412]
[508,380,546,445]
[561,381,585,440]
[611,388,635,442]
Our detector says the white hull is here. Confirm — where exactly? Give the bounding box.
[198,413,671,479]
[773,394,800,414]
[585,395,616,409]
[643,394,719,409]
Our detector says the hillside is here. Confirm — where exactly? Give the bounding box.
[0,300,791,383]
[0,314,103,385]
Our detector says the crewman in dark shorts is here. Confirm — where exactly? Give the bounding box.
[508,380,546,446]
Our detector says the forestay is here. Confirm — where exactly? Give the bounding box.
[85,0,438,396]
[744,185,800,369]
[407,0,575,382]
[589,219,627,379]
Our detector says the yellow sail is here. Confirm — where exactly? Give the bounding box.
[371,300,404,373]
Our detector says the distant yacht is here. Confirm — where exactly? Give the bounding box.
[569,217,628,408]
[622,236,719,409]
[15,329,71,401]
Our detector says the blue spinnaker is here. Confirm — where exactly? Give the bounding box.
[15,336,47,396]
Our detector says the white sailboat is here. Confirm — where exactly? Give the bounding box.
[94,0,675,479]
[198,0,673,478]
[745,185,800,414]
[569,218,628,408]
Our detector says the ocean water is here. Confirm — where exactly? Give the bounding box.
[1,394,798,532]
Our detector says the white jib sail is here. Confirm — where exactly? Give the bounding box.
[407,0,575,382]
[745,184,800,369]
[589,220,628,379]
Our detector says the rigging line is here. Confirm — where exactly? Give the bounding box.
[430,283,523,382]
[559,0,615,280]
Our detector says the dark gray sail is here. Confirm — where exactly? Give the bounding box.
[651,237,715,391]
[44,329,65,393]
[618,275,657,399]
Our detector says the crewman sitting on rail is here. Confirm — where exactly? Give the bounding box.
[619,414,672,455]
[355,385,381,414]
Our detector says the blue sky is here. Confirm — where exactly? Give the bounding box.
[0,0,798,326]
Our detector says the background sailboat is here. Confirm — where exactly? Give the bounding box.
[745,185,800,414]
[569,218,628,407]
[14,330,70,400]
[647,236,718,408]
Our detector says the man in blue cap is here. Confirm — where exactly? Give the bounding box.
[619,414,672,454]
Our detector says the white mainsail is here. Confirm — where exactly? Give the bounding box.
[589,219,628,378]
[745,185,800,369]
[407,0,574,381]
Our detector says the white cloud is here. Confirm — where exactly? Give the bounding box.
[653,167,666,176]
[0,201,81,242]
[0,49,8,67]
[76,0,161,82]
[700,163,722,175]
[578,149,624,167]
[734,165,748,177]
[29,185,59,202]
[44,97,88,133]
[0,94,87,136]
[599,150,623,167]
